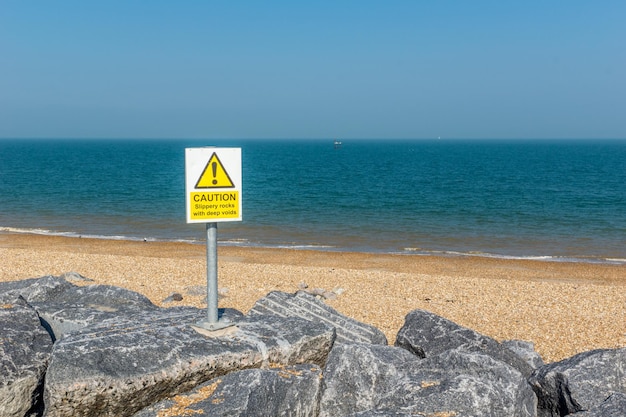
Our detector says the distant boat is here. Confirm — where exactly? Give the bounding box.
[334,140,342,149]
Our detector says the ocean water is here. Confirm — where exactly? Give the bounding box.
[1,138,625,264]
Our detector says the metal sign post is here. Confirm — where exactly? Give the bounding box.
[185,147,242,331]
[199,222,221,328]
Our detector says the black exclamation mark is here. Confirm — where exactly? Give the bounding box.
[212,162,218,185]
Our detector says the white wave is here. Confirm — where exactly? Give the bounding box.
[402,247,624,265]
[0,226,201,245]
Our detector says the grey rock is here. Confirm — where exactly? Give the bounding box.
[133,364,323,416]
[529,348,626,417]
[0,275,160,341]
[395,309,533,377]
[573,392,626,417]
[381,348,538,417]
[0,275,75,303]
[248,290,387,345]
[43,307,334,417]
[503,339,545,369]
[319,343,417,417]
[0,296,53,417]
[320,343,537,417]
[59,271,93,282]
[33,283,159,341]
[162,292,184,303]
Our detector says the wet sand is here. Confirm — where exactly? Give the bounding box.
[1,232,624,363]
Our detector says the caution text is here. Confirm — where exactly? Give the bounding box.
[190,192,240,220]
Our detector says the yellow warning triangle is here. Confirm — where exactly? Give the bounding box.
[195,153,235,188]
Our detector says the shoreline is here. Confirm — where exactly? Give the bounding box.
[2,227,624,267]
[1,232,624,363]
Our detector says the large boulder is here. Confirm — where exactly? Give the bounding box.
[0,275,74,303]
[395,309,533,377]
[0,275,159,341]
[319,343,416,416]
[43,307,334,417]
[528,348,626,417]
[0,296,53,417]
[319,342,537,417]
[248,291,388,345]
[133,364,323,416]
[33,284,160,341]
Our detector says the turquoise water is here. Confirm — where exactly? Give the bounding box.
[1,139,625,263]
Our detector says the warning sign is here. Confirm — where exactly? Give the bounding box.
[185,147,242,223]
[195,153,235,189]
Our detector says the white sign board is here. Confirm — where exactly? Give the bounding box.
[185,147,242,223]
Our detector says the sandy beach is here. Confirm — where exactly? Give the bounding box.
[1,232,624,363]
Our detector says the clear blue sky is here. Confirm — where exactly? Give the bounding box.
[1,1,625,139]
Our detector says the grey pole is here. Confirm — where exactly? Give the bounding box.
[206,222,219,324]
[195,222,234,331]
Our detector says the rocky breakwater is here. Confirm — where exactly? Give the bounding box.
[1,274,624,417]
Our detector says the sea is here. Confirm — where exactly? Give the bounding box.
[1,138,625,264]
